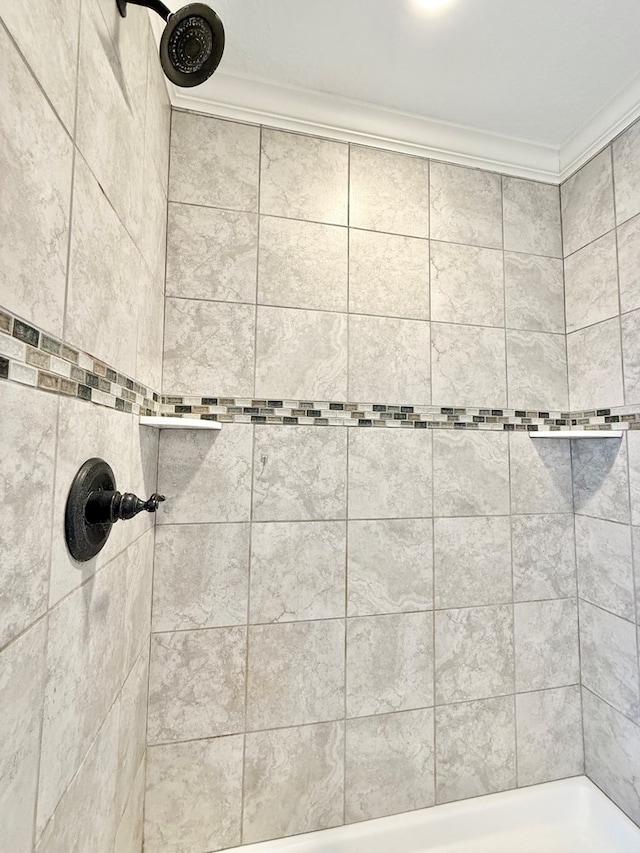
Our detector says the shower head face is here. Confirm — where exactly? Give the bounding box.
[160,3,225,87]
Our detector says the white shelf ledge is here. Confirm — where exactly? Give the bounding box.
[530,430,623,439]
[140,416,222,431]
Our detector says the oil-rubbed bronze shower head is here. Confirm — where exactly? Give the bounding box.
[117,0,225,88]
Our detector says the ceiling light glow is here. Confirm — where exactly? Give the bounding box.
[412,0,455,12]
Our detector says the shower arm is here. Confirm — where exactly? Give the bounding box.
[117,0,172,22]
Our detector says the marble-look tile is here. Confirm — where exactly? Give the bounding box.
[0,383,56,648]
[511,514,576,601]
[258,216,348,312]
[506,330,568,410]
[613,119,640,225]
[580,601,640,721]
[431,323,506,407]
[516,686,583,786]
[564,231,619,333]
[349,146,429,238]
[347,612,433,717]
[628,431,640,527]
[144,23,171,191]
[433,430,509,517]
[0,23,72,336]
[158,425,253,524]
[430,241,504,326]
[255,306,347,400]
[37,560,126,835]
[348,428,432,519]
[561,149,615,257]
[572,436,629,524]
[434,516,511,609]
[349,229,429,319]
[163,298,255,396]
[514,599,579,692]
[260,129,348,224]
[0,620,46,853]
[435,696,516,804]
[122,532,154,679]
[169,113,260,211]
[253,426,347,521]
[148,628,246,744]
[567,318,624,410]
[435,606,514,704]
[166,204,258,303]
[509,431,573,514]
[349,314,431,405]
[115,758,145,853]
[430,162,503,249]
[622,308,640,405]
[575,515,634,620]
[243,722,344,844]
[116,650,148,820]
[347,519,433,616]
[145,735,244,853]
[503,177,562,258]
[250,521,346,622]
[153,523,250,632]
[135,260,165,391]
[583,688,640,826]
[345,709,435,822]
[504,252,565,333]
[246,620,344,729]
[617,213,640,313]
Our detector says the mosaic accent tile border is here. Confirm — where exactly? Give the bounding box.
[0,308,159,416]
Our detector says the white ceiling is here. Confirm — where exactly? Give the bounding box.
[166,0,640,181]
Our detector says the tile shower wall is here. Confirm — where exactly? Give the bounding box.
[147,113,583,851]
[0,0,169,851]
[562,118,640,824]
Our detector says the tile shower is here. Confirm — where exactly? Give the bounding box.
[2,4,640,853]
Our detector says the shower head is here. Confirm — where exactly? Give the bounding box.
[117,0,225,88]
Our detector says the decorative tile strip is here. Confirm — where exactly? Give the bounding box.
[0,308,160,416]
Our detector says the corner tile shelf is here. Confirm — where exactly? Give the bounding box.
[530,430,623,439]
[140,416,222,430]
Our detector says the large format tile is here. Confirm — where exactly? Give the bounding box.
[349,314,431,405]
[430,241,504,326]
[430,162,502,248]
[0,383,57,648]
[347,519,433,616]
[511,514,576,601]
[246,620,344,729]
[145,735,244,853]
[506,330,568,410]
[575,515,634,620]
[514,599,579,692]
[163,298,255,396]
[349,230,429,319]
[0,19,72,337]
[617,213,640,313]
[431,323,506,407]
[613,119,640,225]
[255,306,348,400]
[504,252,565,333]
[572,436,629,524]
[345,709,435,822]
[349,146,429,237]
[166,204,258,303]
[561,148,615,257]
[433,430,509,517]
[116,650,149,820]
[434,516,512,609]
[579,600,640,721]
[567,318,624,410]
[250,521,346,622]
[260,129,348,224]
[347,612,433,717]
[253,426,347,521]
[243,722,344,844]
[169,113,260,211]
[509,432,573,515]
[115,759,145,853]
[622,308,640,405]
[502,177,562,258]
[158,425,253,524]
[435,697,516,804]
[564,231,619,333]
[516,686,583,786]
[258,216,348,312]
[629,431,640,526]
[0,620,47,853]
[153,523,250,632]
[348,428,432,519]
